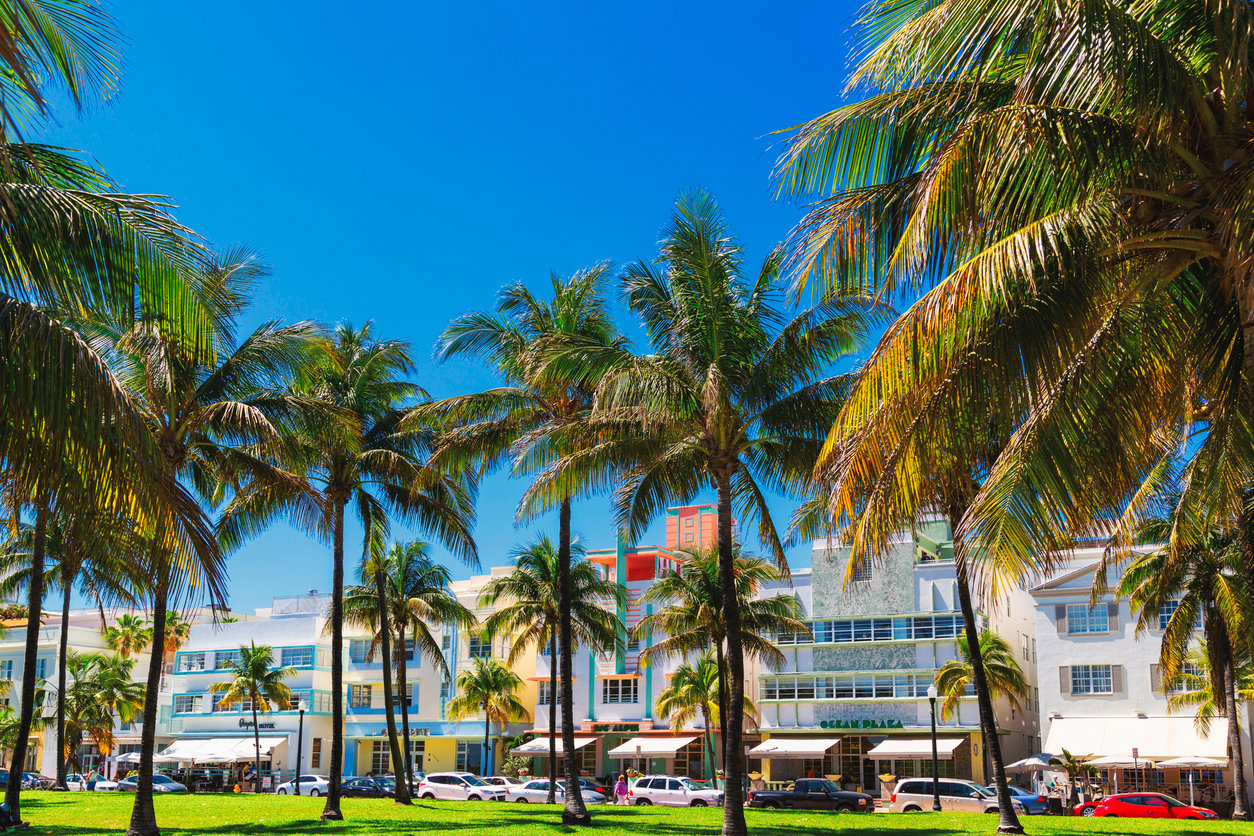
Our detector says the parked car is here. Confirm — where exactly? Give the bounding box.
[630,775,724,807]
[275,774,330,796]
[93,777,119,791]
[1074,793,1217,819]
[747,778,874,812]
[572,777,609,796]
[22,773,51,790]
[65,773,88,791]
[482,776,523,788]
[116,774,188,794]
[509,779,606,804]
[417,772,508,801]
[986,785,1049,816]
[341,776,393,798]
[889,778,1027,815]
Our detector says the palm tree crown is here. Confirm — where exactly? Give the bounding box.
[210,642,295,794]
[445,657,530,777]
[934,629,1028,723]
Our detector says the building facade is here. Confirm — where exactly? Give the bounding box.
[751,519,1040,794]
[1031,550,1254,805]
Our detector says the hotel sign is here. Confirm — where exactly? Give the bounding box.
[818,719,904,730]
[239,718,277,730]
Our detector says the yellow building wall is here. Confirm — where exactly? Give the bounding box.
[423,738,459,773]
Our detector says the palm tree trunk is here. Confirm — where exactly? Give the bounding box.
[252,702,262,794]
[125,562,168,836]
[547,631,557,804]
[321,496,346,821]
[714,642,728,783]
[483,704,490,777]
[949,503,1022,835]
[6,501,47,824]
[375,562,410,804]
[702,706,714,784]
[396,623,414,789]
[1209,607,1250,819]
[55,566,73,790]
[714,469,747,836]
[557,497,589,825]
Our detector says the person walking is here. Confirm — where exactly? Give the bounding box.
[86,769,98,792]
[614,775,629,806]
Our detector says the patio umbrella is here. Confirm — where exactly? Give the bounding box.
[1086,754,1160,795]
[1006,753,1055,773]
[1155,757,1229,805]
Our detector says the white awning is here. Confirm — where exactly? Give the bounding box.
[866,738,964,760]
[511,736,597,756]
[1044,716,1228,761]
[608,736,699,758]
[161,737,286,763]
[749,738,841,759]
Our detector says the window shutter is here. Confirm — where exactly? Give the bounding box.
[371,686,384,709]
[1111,665,1124,693]
[1106,602,1118,631]
[1150,664,1161,692]
[1055,606,1068,635]
[1059,666,1072,695]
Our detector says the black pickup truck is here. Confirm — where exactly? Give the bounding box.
[748,778,875,812]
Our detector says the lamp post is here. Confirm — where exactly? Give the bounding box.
[927,683,941,812]
[294,698,306,794]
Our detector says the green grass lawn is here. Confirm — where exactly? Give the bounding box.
[15,793,1254,836]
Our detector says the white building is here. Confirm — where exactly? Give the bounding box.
[1031,549,1253,806]
[752,519,1040,793]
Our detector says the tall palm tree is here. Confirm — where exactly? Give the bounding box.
[57,652,143,777]
[92,250,313,836]
[209,643,295,794]
[1118,508,1250,818]
[1049,749,1097,805]
[934,630,1028,727]
[90,653,145,775]
[530,198,876,835]
[375,540,475,786]
[445,658,530,777]
[1165,646,1254,743]
[219,322,478,822]
[103,615,152,660]
[0,509,144,789]
[428,265,628,826]
[655,654,758,782]
[162,612,191,656]
[479,535,623,802]
[634,546,808,773]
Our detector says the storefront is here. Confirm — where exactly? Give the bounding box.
[752,732,976,793]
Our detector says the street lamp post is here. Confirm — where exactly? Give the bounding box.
[295,698,306,794]
[927,684,941,812]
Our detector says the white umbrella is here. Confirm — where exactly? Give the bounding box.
[1007,753,1055,773]
[1156,756,1228,805]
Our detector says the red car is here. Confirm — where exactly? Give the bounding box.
[1073,793,1218,820]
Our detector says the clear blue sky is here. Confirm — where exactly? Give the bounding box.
[44,0,863,614]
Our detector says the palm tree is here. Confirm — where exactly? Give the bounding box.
[634,546,808,775]
[1050,749,1097,805]
[655,654,758,782]
[531,193,875,836]
[162,612,191,656]
[90,654,145,775]
[934,630,1028,738]
[428,265,628,826]
[103,615,152,660]
[1118,509,1250,818]
[209,643,295,794]
[479,535,623,802]
[445,658,530,777]
[0,508,144,789]
[219,322,478,822]
[92,250,314,836]
[57,652,144,777]
[375,541,475,787]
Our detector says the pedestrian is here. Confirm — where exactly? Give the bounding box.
[614,774,629,806]
[86,769,98,792]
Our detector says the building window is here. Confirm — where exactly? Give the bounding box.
[783,613,963,646]
[177,653,205,673]
[0,660,11,680]
[601,678,639,704]
[1070,664,1113,695]
[440,678,452,701]
[1020,634,1030,662]
[1031,638,1037,664]
[762,673,932,700]
[392,684,414,707]
[684,517,693,527]
[311,738,322,769]
[848,562,872,583]
[173,695,203,714]
[34,658,46,680]
[313,691,333,713]
[1065,604,1110,635]
[216,649,242,669]
[537,681,561,705]
[467,635,491,659]
[372,740,396,774]
[627,635,640,653]
[684,533,694,543]
[350,684,372,708]
[281,647,313,667]
[456,740,482,773]
[349,640,373,664]
[1166,662,1206,694]
[403,637,416,662]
